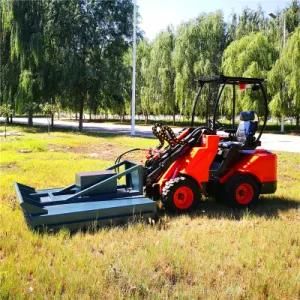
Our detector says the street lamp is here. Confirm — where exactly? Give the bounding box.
[269,13,277,19]
[268,12,286,47]
[269,12,286,133]
[131,0,137,136]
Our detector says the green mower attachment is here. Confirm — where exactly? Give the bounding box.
[15,161,157,230]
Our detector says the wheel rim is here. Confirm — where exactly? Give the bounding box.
[235,183,254,205]
[173,186,194,209]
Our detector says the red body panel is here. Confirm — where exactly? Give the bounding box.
[158,134,277,192]
[158,135,220,190]
[219,149,277,184]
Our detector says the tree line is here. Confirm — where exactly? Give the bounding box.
[0,0,299,130]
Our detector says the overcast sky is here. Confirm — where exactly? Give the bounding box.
[138,0,291,40]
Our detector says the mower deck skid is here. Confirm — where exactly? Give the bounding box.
[15,161,156,230]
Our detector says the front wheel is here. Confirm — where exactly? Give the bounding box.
[162,177,201,212]
[220,174,260,208]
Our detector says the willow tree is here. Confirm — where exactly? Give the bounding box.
[285,0,300,33]
[138,40,152,123]
[0,1,20,122]
[268,28,300,127]
[173,12,225,119]
[143,28,177,123]
[222,32,276,116]
[4,0,45,126]
[235,7,267,40]
[40,0,67,128]
[286,28,300,126]
[173,22,199,117]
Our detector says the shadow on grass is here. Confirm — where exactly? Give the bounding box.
[33,195,299,235]
[164,195,300,221]
[3,123,55,134]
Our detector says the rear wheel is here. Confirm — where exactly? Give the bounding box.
[162,177,201,212]
[220,174,259,207]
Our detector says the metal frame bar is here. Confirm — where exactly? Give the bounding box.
[16,161,145,210]
[63,163,143,201]
[197,75,264,85]
[212,83,226,131]
[191,83,204,127]
[33,184,77,197]
[256,82,269,143]
[232,84,236,128]
[192,75,269,144]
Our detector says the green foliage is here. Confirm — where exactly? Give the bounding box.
[141,28,176,121]
[39,102,57,116]
[235,7,267,39]
[286,28,300,117]
[268,27,300,118]
[222,32,275,77]
[0,103,13,137]
[285,0,300,33]
[138,40,152,120]
[0,103,13,118]
[173,12,226,117]
[222,32,276,115]
[0,0,134,129]
[0,1,299,125]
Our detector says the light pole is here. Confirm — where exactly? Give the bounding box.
[269,12,286,133]
[131,0,137,136]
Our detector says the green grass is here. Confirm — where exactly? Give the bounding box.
[0,126,299,299]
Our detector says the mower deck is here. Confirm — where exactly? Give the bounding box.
[15,161,157,230]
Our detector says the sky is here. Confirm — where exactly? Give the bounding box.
[138,0,291,40]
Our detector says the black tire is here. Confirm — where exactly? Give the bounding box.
[161,177,201,212]
[220,174,260,208]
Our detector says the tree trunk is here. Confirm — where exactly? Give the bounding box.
[28,110,33,126]
[120,113,125,123]
[75,112,78,120]
[78,98,84,132]
[280,115,285,133]
[172,112,176,125]
[144,112,148,125]
[51,113,54,130]
[9,114,13,124]
[296,115,300,128]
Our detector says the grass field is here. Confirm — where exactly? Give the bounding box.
[0,126,299,299]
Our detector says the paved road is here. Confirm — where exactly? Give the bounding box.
[2,117,300,153]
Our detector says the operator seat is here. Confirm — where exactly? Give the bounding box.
[215,111,258,177]
[219,111,258,149]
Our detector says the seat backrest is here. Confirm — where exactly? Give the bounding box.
[236,111,257,143]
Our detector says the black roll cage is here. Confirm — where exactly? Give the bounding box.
[190,75,268,143]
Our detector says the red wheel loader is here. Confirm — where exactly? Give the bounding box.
[15,75,277,230]
[143,75,277,211]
